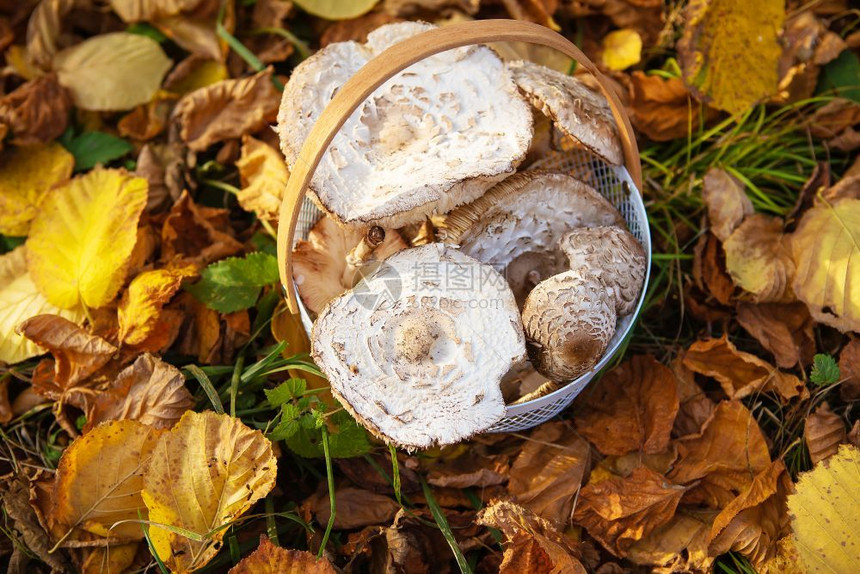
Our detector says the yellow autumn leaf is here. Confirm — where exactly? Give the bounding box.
[0,247,84,364]
[292,0,378,20]
[52,420,164,544]
[724,214,795,302]
[53,32,173,111]
[791,198,860,333]
[602,29,642,71]
[0,143,74,236]
[142,411,277,573]
[26,168,149,310]
[235,135,289,221]
[166,59,229,95]
[787,444,860,572]
[109,0,201,23]
[118,263,198,346]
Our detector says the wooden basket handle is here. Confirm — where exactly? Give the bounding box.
[278,19,642,314]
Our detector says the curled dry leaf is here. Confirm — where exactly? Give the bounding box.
[804,402,846,465]
[573,466,688,557]
[736,302,815,369]
[52,420,164,543]
[25,0,75,69]
[0,247,84,365]
[669,401,771,508]
[229,536,338,574]
[142,411,277,573]
[574,355,679,456]
[507,421,590,526]
[702,168,754,242]
[0,74,72,146]
[109,0,205,22]
[118,263,198,345]
[309,486,399,530]
[235,135,289,221]
[723,214,795,303]
[426,451,510,489]
[839,340,860,400]
[626,508,716,571]
[477,500,587,574]
[791,197,860,333]
[85,353,194,432]
[683,336,805,402]
[161,191,243,265]
[172,67,281,152]
[27,168,149,310]
[54,32,173,112]
[626,71,718,142]
[693,232,735,305]
[708,460,792,568]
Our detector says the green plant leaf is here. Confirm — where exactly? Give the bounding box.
[269,403,301,441]
[285,410,370,459]
[265,378,307,407]
[810,354,840,387]
[816,50,860,103]
[186,252,279,313]
[60,131,134,171]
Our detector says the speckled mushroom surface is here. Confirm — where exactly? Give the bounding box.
[442,171,623,308]
[522,269,616,382]
[508,59,623,165]
[277,21,533,228]
[311,243,526,450]
[559,226,646,316]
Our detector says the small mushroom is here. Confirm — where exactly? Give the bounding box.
[559,226,646,316]
[522,269,616,382]
[292,216,407,315]
[311,243,526,450]
[277,21,533,228]
[442,171,623,307]
[508,59,623,165]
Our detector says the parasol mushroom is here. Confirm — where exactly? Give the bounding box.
[277,21,533,228]
[311,243,526,449]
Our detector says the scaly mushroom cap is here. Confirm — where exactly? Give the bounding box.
[522,269,616,382]
[311,243,526,450]
[292,216,407,315]
[277,22,533,228]
[508,60,623,165]
[559,226,646,316]
[442,171,623,308]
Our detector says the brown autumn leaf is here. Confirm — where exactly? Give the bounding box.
[574,355,679,456]
[25,0,75,69]
[601,446,678,478]
[176,291,225,364]
[692,232,735,305]
[671,356,717,437]
[118,91,176,141]
[507,421,590,526]
[668,400,771,508]
[161,191,243,265]
[172,67,281,152]
[839,340,860,400]
[135,143,184,211]
[626,508,716,572]
[723,214,795,302]
[626,71,717,142]
[235,135,289,221]
[702,168,754,242]
[85,353,194,432]
[805,402,846,465]
[153,0,230,62]
[321,11,401,46]
[477,500,587,574]
[683,336,805,401]
[736,301,815,369]
[309,486,399,530]
[0,74,72,145]
[806,98,860,140]
[230,536,337,574]
[708,460,792,568]
[117,262,198,346]
[573,466,687,557]
[426,450,510,489]
[109,0,205,22]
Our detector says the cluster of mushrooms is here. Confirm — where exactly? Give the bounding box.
[279,22,646,450]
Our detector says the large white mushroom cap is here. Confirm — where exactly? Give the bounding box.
[278,22,533,228]
[312,243,526,449]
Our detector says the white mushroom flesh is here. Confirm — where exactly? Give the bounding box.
[312,243,526,449]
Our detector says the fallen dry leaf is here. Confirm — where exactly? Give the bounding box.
[426,450,510,488]
[626,508,716,572]
[164,56,230,95]
[53,32,173,112]
[507,421,590,526]
[736,301,815,369]
[142,411,277,573]
[25,0,75,69]
[692,232,735,305]
[669,401,771,508]
[839,340,860,400]
[626,71,716,142]
[791,197,860,332]
[573,466,687,557]
[0,74,72,146]
[235,135,289,220]
[27,168,149,310]
[702,168,754,242]
[683,336,805,401]
[118,91,176,141]
[0,247,84,365]
[154,9,226,62]
[723,214,795,303]
[601,28,641,70]
[708,460,792,568]
[110,0,204,22]
[0,142,74,237]
[310,486,399,530]
[172,67,281,151]
[478,500,587,574]
[677,0,784,115]
[230,536,338,574]
[161,191,243,265]
[52,420,164,544]
[118,262,198,345]
[574,355,679,456]
[85,353,194,432]
[804,402,846,465]
[77,543,140,574]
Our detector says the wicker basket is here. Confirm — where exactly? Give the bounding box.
[277,20,651,434]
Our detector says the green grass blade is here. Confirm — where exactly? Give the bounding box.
[420,476,473,574]
[186,365,225,414]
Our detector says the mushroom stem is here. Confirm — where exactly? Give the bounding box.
[525,269,542,290]
[346,226,386,266]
